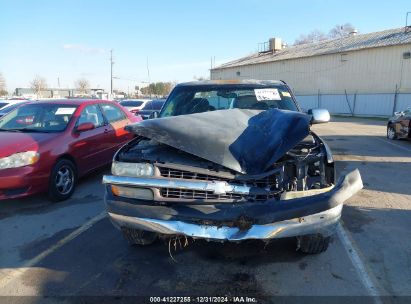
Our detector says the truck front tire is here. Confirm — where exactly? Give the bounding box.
[297,234,331,254]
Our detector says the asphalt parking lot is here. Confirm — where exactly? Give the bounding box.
[0,117,411,302]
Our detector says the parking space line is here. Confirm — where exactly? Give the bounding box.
[337,222,383,302]
[0,211,106,290]
[317,124,411,155]
[374,136,411,153]
[324,122,411,154]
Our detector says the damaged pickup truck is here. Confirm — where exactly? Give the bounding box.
[103,80,363,254]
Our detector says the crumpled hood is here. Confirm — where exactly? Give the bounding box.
[125,108,311,174]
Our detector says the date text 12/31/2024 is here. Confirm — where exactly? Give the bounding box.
[149,296,258,303]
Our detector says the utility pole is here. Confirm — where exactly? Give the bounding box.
[110,49,114,96]
[146,56,151,98]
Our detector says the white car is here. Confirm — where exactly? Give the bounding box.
[0,101,29,117]
[119,99,151,114]
[0,100,9,109]
[0,99,28,110]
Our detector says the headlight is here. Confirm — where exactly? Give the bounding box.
[111,161,154,177]
[0,151,39,170]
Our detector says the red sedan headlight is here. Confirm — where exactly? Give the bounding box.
[0,151,40,170]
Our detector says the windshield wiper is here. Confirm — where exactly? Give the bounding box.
[18,128,54,133]
[0,128,22,132]
[0,128,53,133]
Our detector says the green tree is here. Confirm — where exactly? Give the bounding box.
[141,82,174,96]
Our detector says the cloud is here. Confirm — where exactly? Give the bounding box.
[63,44,106,54]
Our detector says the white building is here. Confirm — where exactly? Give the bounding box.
[211,27,411,116]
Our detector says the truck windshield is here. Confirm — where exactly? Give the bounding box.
[120,100,144,107]
[160,85,299,117]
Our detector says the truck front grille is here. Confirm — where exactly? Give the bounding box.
[158,166,280,188]
[160,188,275,202]
[158,167,226,181]
[158,166,281,202]
[160,188,244,200]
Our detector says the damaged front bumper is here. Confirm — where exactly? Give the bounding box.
[103,169,363,241]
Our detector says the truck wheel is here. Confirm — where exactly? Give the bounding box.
[297,234,331,254]
[48,159,77,202]
[121,227,158,245]
[387,125,397,140]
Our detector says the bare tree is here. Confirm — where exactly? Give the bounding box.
[294,23,358,45]
[329,23,357,39]
[75,78,90,95]
[30,75,47,98]
[194,76,209,81]
[0,73,7,96]
[294,30,328,45]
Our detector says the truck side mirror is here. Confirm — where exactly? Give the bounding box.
[308,108,330,124]
[149,111,159,119]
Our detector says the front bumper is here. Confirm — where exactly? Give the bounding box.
[104,169,363,241]
[0,166,47,200]
[108,204,343,240]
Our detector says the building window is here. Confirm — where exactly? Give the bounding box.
[236,71,241,76]
[403,52,411,59]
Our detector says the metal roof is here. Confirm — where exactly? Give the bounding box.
[213,27,411,70]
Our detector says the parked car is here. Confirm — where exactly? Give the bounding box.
[137,99,166,119]
[0,98,27,110]
[0,101,29,118]
[103,80,363,254]
[119,99,151,114]
[387,107,411,140]
[0,99,141,201]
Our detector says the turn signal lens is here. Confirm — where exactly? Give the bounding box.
[111,185,154,200]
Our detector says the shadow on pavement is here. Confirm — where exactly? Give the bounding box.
[3,205,411,297]
[3,218,304,297]
[330,117,387,126]
[0,166,109,219]
[320,135,411,158]
[333,159,411,196]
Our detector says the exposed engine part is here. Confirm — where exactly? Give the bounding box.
[115,133,334,203]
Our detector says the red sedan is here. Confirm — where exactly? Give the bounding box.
[0,99,141,201]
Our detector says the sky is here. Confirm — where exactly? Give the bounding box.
[0,0,410,93]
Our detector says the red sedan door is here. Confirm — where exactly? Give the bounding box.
[100,103,134,155]
[69,104,112,174]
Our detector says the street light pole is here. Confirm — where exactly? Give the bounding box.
[110,49,114,96]
[146,56,151,98]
